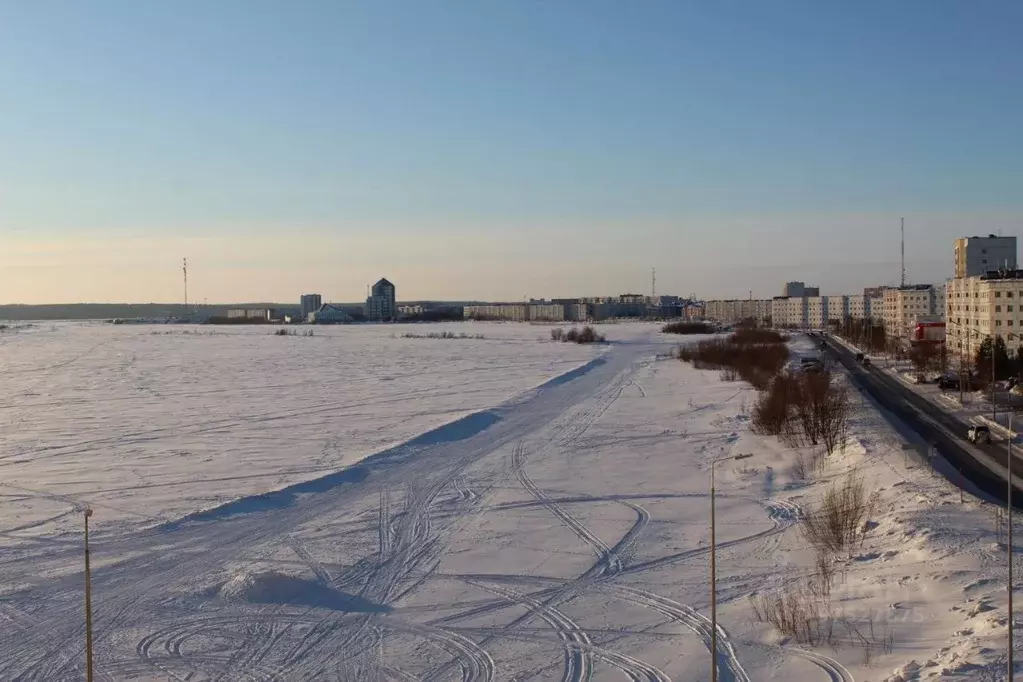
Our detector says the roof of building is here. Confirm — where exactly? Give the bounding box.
[980,269,1023,281]
[374,278,394,288]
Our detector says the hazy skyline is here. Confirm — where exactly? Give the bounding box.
[2,1,1021,304]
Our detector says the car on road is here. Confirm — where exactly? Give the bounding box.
[862,357,871,367]
[967,425,991,445]
[855,352,864,363]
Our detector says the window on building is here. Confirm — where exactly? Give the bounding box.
[996,305,1002,312]
[997,320,1003,326]
[1009,292,1015,298]
[1010,306,1015,312]
[1010,320,1015,327]
[997,292,1002,298]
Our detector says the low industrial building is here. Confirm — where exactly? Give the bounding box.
[226,308,277,321]
[310,304,352,324]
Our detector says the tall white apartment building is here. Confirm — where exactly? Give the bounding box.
[954,235,1017,278]
[946,271,1023,357]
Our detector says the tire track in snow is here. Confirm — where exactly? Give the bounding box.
[774,646,854,682]
[466,578,671,682]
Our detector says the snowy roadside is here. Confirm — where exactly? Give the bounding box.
[717,331,1019,680]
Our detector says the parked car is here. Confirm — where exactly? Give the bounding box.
[967,425,990,445]
[862,357,871,367]
[937,375,960,390]
[855,352,864,363]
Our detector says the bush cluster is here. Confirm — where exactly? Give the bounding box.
[551,326,606,344]
[402,331,484,340]
[661,321,714,335]
[677,329,788,390]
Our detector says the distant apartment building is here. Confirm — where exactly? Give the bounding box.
[946,270,1023,357]
[365,278,396,321]
[564,303,589,321]
[773,296,808,328]
[702,299,772,324]
[954,235,1017,278]
[529,304,565,321]
[397,304,424,316]
[846,295,881,321]
[464,304,529,321]
[782,281,820,298]
[881,285,944,342]
[300,294,322,321]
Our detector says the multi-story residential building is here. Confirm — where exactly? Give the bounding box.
[463,304,529,321]
[807,296,827,329]
[702,299,772,324]
[825,296,849,326]
[365,278,396,321]
[954,235,1017,278]
[773,296,808,328]
[882,285,944,342]
[397,304,424,316]
[845,295,881,321]
[946,270,1023,357]
[564,303,589,321]
[300,294,322,321]
[529,304,565,321]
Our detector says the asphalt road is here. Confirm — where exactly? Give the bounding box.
[821,336,1023,507]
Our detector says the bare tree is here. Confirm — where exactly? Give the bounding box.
[790,372,849,455]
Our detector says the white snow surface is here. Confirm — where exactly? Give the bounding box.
[0,322,1017,680]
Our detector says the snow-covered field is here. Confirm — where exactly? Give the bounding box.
[0,322,1016,681]
[0,322,604,545]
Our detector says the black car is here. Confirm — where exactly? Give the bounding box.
[855,352,865,363]
[937,376,960,390]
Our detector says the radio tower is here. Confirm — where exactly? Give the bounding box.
[183,258,188,314]
[651,267,656,301]
[900,218,906,288]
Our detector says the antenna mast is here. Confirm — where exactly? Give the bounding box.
[652,267,656,301]
[183,258,188,313]
[900,218,906,288]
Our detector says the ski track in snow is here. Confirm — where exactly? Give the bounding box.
[0,326,810,681]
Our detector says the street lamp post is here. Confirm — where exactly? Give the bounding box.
[710,453,753,682]
[1009,409,1015,681]
[84,508,94,682]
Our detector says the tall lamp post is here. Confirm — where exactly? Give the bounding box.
[1008,410,1016,681]
[84,508,94,682]
[710,452,753,682]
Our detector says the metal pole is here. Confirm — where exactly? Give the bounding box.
[1010,409,1015,682]
[710,461,717,682]
[996,335,1000,422]
[84,509,94,682]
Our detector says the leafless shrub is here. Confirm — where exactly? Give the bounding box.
[789,372,850,455]
[752,374,798,436]
[800,475,879,556]
[550,328,564,341]
[749,587,834,646]
[838,612,894,665]
[806,552,836,599]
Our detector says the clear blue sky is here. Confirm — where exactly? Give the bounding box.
[2,0,1021,303]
